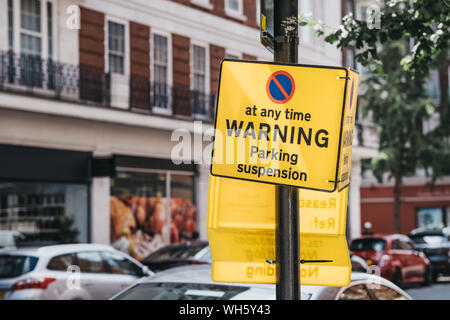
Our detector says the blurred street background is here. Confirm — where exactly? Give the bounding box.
[0,0,448,300]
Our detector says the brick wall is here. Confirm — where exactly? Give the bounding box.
[243,53,257,61]
[210,44,225,94]
[170,0,258,29]
[243,0,258,28]
[361,184,450,235]
[79,7,106,104]
[79,7,104,69]
[172,34,192,116]
[130,22,151,110]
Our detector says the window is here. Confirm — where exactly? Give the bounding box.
[192,45,206,92]
[0,255,39,279]
[107,21,125,74]
[226,0,242,13]
[256,0,261,26]
[350,239,386,252]
[190,0,213,10]
[225,0,246,21]
[417,208,444,229]
[101,251,142,276]
[76,251,107,273]
[299,0,324,46]
[192,44,209,117]
[47,253,74,271]
[369,285,406,300]
[6,0,54,88]
[110,169,197,260]
[338,284,372,300]
[393,239,414,251]
[226,52,240,60]
[152,33,170,110]
[8,0,14,50]
[8,0,54,58]
[0,182,89,246]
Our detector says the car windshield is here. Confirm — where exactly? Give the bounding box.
[350,239,386,252]
[114,282,250,300]
[146,244,207,261]
[0,255,39,279]
[409,235,446,245]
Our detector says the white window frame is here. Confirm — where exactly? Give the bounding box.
[105,16,130,76]
[11,0,57,60]
[190,0,213,10]
[225,50,241,60]
[225,0,247,22]
[299,0,324,49]
[256,0,261,27]
[190,40,210,119]
[150,28,173,115]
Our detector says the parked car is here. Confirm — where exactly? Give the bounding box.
[350,234,432,286]
[111,264,412,300]
[408,227,450,281]
[350,250,369,273]
[145,242,369,276]
[0,231,25,252]
[141,241,211,272]
[0,243,153,300]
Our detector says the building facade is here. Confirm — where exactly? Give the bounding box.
[0,0,377,260]
[354,0,450,235]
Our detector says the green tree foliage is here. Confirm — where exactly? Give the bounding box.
[362,40,437,232]
[322,0,449,77]
[308,0,449,232]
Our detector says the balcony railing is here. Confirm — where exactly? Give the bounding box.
[0,50,216,122]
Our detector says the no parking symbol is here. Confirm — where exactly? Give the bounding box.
[266,71,295,104]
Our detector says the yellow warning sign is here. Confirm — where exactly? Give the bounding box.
[211,60,359,192]
[207,175,351,286]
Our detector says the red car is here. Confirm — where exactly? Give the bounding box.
[350,234,432,286]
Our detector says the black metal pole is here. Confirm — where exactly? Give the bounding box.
[273,0,300,300]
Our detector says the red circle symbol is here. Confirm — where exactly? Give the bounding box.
[266,71,295,104]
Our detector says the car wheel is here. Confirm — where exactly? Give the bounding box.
[421,267,432,286]
[393,268,403,287]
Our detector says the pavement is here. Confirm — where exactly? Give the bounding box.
[405,277,450,300]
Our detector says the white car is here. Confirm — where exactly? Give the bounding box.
[0,243,153,300]
[0,231,25,252]
[112,264,412,300]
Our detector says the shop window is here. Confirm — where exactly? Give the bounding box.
[226,52,241,60]
[170,174,197,243]
[110,171,168,261]
[110,170,197,261]
[0,182,88,246]
[417,208,444,229]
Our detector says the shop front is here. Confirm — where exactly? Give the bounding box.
[0,144,91,246]
[109,155,198,261]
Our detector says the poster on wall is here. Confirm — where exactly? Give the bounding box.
[170,198,197,243]
[110,196,197,261]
